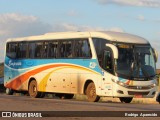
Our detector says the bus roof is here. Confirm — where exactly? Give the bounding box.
[6,31,149,44]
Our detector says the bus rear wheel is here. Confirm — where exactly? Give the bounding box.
[119,97,133,103]
[6,88,14,95]
[29,80,40,98]
[86,82,100,102]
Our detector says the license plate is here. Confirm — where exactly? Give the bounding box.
[134,94,143,98]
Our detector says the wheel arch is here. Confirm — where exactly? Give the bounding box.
[83,79,94,95]
[28,77,37,91]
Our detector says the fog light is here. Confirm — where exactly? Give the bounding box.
[117,90,124,94]
[152,91,156,95]
[150,83,157,88]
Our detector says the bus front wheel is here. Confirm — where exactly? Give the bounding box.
[29,80,40,98]
[86,82,100,102]
[119,97,133,103]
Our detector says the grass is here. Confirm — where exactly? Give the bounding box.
[0,84,5,93]
[0,62,4,78]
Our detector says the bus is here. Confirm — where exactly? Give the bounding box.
[4,31,158,103]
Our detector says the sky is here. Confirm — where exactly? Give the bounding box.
[0,0,160,68]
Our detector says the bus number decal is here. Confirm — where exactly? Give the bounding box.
[89,62,96,69]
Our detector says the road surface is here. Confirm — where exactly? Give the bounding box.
[0,94,159,120]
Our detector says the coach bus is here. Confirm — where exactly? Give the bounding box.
[4,31,158,103]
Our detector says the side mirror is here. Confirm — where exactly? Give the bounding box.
[105,44,118,59]
[152,48,158,63]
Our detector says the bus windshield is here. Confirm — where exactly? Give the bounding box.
[116,44,156,80]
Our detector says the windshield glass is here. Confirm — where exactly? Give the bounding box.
[116,44,156,80]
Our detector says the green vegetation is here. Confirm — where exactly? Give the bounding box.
[0,62,4,78]
[0,63,5,92]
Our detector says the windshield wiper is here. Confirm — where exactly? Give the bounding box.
[141,67,150,80]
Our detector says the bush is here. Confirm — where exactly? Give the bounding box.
[0,84,5,93]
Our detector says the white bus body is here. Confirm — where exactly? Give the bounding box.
[4,31,158,103]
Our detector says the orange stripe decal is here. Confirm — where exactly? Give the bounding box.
[5,64,72,90]
[5,64,99,90]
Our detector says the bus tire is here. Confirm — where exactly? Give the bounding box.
[28,80,41,98]
[6,88,14,95]
[86,82,100,102]
[119,97,133,103]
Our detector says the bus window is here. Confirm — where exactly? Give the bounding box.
[57,40,73,58]
[28,42,36,58]
[35,42,43,58]
[66,41,72,58]
[74,39,91,58]
[42,42,48,58]
[59,41,66,58]
[48,41,58,58]
[6,43,18,59]
[17,42,28,58]
[93,38,109,66]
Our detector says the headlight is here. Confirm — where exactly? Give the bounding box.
[150,83,157,88]
[112,79,128,87]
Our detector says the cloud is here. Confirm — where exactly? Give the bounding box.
[95,0,160,7]
[0,13,52,37]
[0,13,124,62]
[137,15,145,21]
[53,23,124,32]
[0,13,53,62]
[66,10,79,17]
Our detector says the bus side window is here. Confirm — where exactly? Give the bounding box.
[48,41,58,58]
[58,41,64,58]
[34,42,43,58]
[18,42,28,58]
[42,42,48,58]
[48,43,54,58]
[66,41,72,58]
[74,40,80,57]
[28,42,36,59]
[57,40,73,58]
[81,40,91,58]
[6,43,17,59]
[74,39,91,58]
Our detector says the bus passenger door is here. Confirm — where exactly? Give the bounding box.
[101,50,114,96]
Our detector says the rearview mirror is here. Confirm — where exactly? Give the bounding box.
[152,48,158,63]
[105,44,118,59]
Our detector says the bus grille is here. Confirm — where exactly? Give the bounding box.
[128,91,149,95]
[127,86,151,90]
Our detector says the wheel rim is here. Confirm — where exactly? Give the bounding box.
[86,83,99,102]
[89,85,96,98]
[29,81,37,97]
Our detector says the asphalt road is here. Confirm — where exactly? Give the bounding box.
[0,94,159,120]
